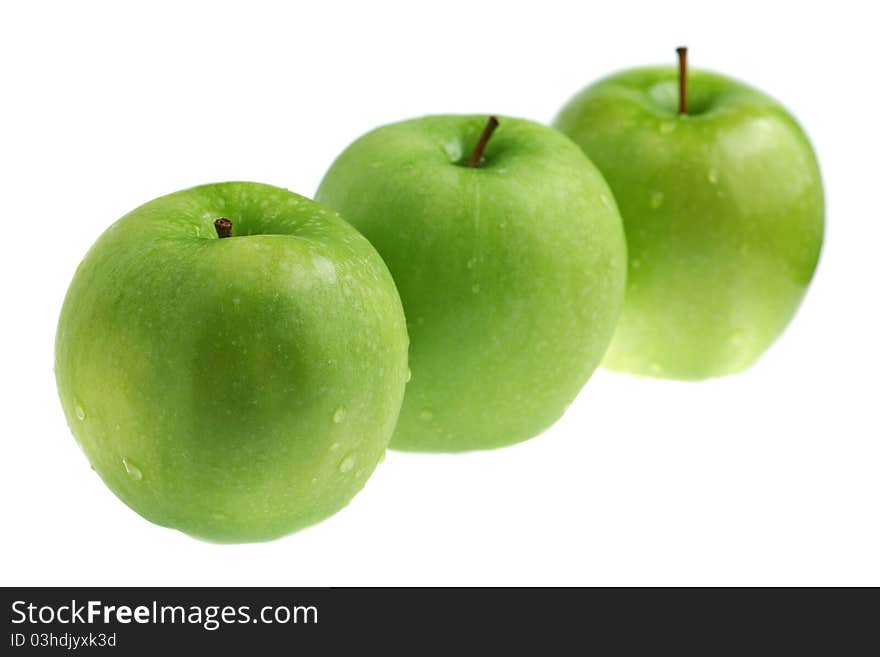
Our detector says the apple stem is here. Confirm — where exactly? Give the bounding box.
[467,116,500,167]
[214,217,233,238]
[676,46,688,115]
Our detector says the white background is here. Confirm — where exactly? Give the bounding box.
[1,0,877,586]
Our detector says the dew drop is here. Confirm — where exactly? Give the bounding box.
[599,194,611,208]
[333,407,346,424]
[329,441,341,452]
[466,257,477,269]
[405,367,412,382]
[650,191,665,209]
[419,409,434,422]
[707,169,719,185]
[471,284,481,294]
[74,404,85,421]
[339,453,356,473]
[444,141,463,162]
[122,457,143,481]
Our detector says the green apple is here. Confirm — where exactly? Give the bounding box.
[316,115,627,451]
[55,182,409,542]
[554,49,824,379]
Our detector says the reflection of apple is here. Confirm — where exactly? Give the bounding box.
[55,182,409,542]
[555,49,824,379]
[317,115,627,451]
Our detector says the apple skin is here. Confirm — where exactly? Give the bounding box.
[316,115,627,451]
[554,68,824,379]
[55,182,409,542]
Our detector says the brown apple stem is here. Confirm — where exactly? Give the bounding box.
[676,46,688,115]
[467,115,500,167]
[214,217,233,238]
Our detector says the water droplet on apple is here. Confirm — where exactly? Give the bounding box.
[599,194,611,208]
[339,453,356,473]
[329,442,341,452]
[419,409,434,422]
[310,477,318,485]
[707,169,719,185]
[444,141,463,163]
[471,284,480,294]
[405,367,412,382]
[333,407,346,424]
[650,191,664,208]
[232,297,241,307]
[122,457,143,481]
[466,257,477,269]
[74,404,86,421]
